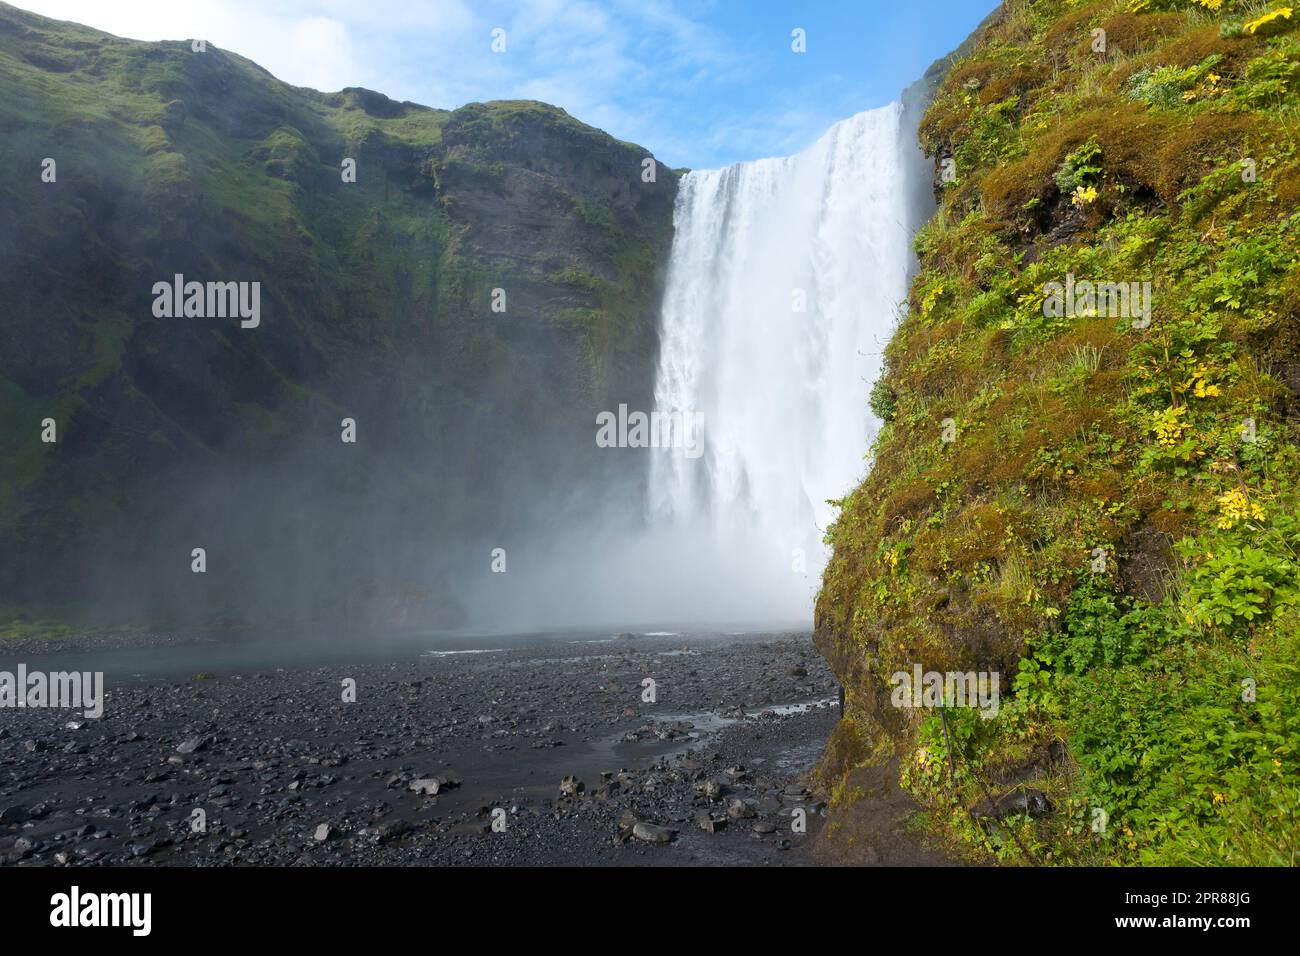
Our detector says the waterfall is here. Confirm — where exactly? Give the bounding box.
[648,100,934,623]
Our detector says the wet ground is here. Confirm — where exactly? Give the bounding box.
[0,630,845,866]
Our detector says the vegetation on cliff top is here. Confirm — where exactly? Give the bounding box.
[817,0,1299,864]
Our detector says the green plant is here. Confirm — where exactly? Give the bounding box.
[1233,41,1300,107]
[1054,139,1103,194]
[1183,541,1300,629]
[1125,56,1223,108]
[870,377,898,423]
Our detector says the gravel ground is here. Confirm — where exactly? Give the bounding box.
[0,631,843,866]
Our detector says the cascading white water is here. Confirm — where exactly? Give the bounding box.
[648,101,932,622]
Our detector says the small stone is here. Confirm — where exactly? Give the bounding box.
[313,824,335,842]
[725,798,755,820]
[376,819,413,842]
[758,793,782,814]
[632,822,676,844]
[409,778,442,796]
[695,777,723,799]
[694,810,726,834]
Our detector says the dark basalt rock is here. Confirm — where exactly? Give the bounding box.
[972,788,1054,821]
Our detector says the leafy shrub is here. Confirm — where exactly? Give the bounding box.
[869,377,897,423]
[1128,53,1226,106]
[1182,513,1300,630]
[1232,40,1300,106]
[1185,545,1295,626]
[1054,139,1103,194]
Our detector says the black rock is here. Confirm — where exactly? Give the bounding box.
[632,822,676,844]
[973,788,1054,820]
[376,819,413,842]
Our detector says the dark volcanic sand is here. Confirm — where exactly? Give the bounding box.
[0,631,846,866]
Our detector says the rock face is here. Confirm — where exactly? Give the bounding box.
[0,2,678,627]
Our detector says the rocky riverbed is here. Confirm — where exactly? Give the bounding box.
[0,631,843,866]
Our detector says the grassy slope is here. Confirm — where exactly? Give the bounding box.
[816,0,1299,865]
[0,2,677,630]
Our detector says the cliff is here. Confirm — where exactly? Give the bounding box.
[0,2,678,631]
[816,0,1300,865]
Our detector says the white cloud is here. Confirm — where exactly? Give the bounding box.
[6,0,850,168]
[280,18,356,91]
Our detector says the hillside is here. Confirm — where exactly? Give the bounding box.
[816,0,1300,864]
[0,3,678,632]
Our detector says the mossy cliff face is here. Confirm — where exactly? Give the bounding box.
[816,0,1300,864]
[0,3,677,627]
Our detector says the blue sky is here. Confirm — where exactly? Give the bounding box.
[12,0,996,169]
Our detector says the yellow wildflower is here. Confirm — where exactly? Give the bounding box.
[1216,488,1265,530]
[1071,185,1099,207]
[1246,8,1293,35]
